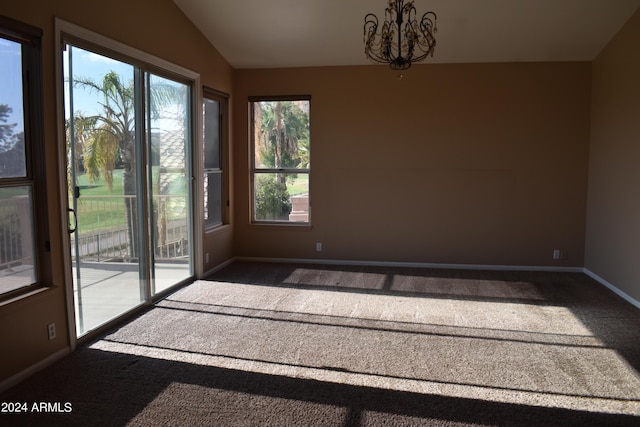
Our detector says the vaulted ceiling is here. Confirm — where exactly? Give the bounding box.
[173,0,640,69]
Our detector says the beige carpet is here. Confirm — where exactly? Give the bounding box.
[2,261,640,426]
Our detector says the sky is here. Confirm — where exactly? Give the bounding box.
[64,45,135,120]
[0,38,24,131]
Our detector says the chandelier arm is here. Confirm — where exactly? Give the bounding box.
[364,13,379,31]
[416,12,437,57]
[364,15,395,65]
[420,11,437,35]
[363,13,379,48]
[364,13,387,64]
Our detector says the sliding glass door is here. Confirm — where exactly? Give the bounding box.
[146,73,193,294]
[63,44,194,336]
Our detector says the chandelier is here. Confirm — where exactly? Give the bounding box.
[364,0,437,70]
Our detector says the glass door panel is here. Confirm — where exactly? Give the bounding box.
[146,73,193,294]
[64,46,145,335]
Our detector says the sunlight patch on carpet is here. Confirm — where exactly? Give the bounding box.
[90,339,640,416]
[89,279,640,417]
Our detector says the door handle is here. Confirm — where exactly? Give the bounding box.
[68,208,78,234]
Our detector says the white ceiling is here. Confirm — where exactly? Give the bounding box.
[173,0,640,69]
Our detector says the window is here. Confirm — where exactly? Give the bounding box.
[250,97,310,223]
[0,16,48,299]
[203,87,228,229]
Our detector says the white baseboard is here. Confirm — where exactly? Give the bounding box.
[583,268,640,310]
[235,256,584,273]
[0,347,71,393]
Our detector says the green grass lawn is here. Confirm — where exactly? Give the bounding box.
[72,170,188,234]
[75,170,123,196]
[287,174,309,196]
[72,171,124,233]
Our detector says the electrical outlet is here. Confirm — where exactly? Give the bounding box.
[316,242,322,252]
[553,250,567,260]
[47,323,56,341]
[205,252,210,264]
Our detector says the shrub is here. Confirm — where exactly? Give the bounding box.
[255,174,291,220]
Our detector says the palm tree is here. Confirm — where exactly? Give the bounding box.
[254,101,309,219]
[256,101,308,173]
[66,114,99,188]
[71,71,179,258]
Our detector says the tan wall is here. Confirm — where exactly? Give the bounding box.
[586,9,640,302]
[233,63,591,266]
[0,0,233,383]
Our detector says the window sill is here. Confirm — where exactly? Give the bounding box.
[205,223,233,235]
[249,222,313,231]
[0,285,55,311]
